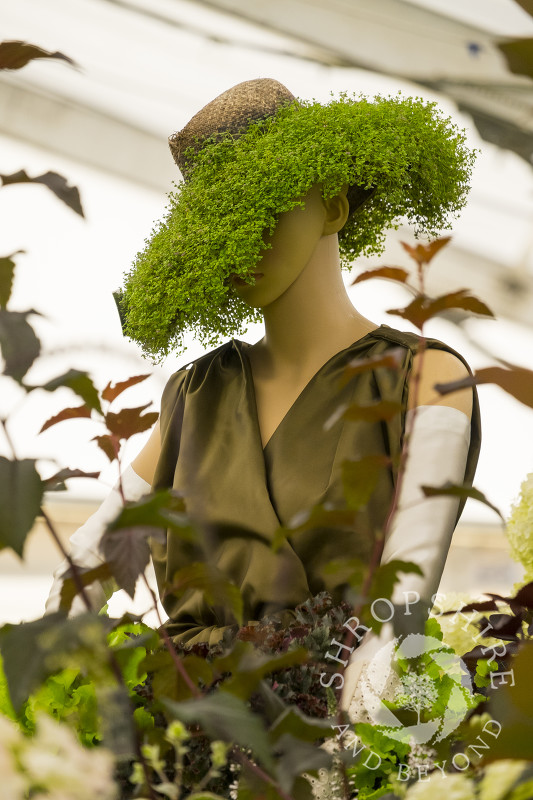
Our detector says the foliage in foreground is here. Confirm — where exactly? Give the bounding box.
[2,37,533,800]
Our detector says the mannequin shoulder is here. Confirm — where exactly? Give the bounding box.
[131,419,161,485]
[408,348,473,418]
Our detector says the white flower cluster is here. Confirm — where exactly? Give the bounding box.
[0,713,117,800]
[507,471,533,580]
[431,592,500,657]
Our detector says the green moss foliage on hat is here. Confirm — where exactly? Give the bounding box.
[120,92,476,362]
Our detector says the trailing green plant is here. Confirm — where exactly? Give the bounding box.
[119,93,476,361]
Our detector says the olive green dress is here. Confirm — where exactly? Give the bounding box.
[151,325,481,646]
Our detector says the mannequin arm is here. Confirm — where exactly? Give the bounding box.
[341,348,474,712]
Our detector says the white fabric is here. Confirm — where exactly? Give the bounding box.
[341,404,471,713]
[45,465,151,616]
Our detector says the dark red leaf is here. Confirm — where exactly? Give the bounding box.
[513,582,533,609]
[100,525,153,598]
[0,41,77,70]
[400,236,451,265]
[435,365,533,410]
[343,399,403,423]
[487,613,523,642]
[40,405,91,434]
[351,266,410,286]
[105,405,159,440]
[101,374,151,403]
[340,348,404,386]
[388,290,494,330]
[43,468,100,492]
[92,433,121,463]
[441,599,500,615]
[0,169,84,217]
[421,482,504,521]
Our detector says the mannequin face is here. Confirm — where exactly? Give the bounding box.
[231,184,328,308]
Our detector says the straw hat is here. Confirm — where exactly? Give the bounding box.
[168,78,296,180]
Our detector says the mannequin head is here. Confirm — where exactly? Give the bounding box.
[119,80,475,361]
[231,184,350,308]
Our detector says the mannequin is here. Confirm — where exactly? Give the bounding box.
[47,79,480,719]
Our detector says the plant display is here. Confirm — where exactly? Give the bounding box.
[118,92,476,361]
[3,38,533,800]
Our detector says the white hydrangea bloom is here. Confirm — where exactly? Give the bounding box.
[507,472,533,580]
[403,772,476,800]
[479,759,528,800]
[20,715,117,800]
[431,592,500,656]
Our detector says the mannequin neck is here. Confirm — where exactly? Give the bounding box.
[256,233,375,379]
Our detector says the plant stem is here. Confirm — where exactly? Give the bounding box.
[40,506,95,612]
[141,573,201,697]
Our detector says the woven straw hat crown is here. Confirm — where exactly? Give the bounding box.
[169,78,296,179]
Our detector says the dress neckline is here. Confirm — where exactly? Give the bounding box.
[234,324,387,452]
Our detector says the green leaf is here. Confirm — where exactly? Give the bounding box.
[370,559,423,603]
[269,706,333,744]
[0,309,41,382]
[421,481,504,521]
[141,650,213,701]
[342,455,389,510]
[0,251,23,309]
[166,562,243,626]
[0,652,16,720]
[187,795,228,799]
[219,643,308,700]
[59,563,114,613]
[36,369,103,413]
[0,169,84,217]
[0,40,77,70]
[163,692,275,770]
[274,733,331,794]
[97,685,136,756]
[0,457,44,556]
[0,613,110,711]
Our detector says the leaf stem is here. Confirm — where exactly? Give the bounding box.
[141,573,201,697]
[232,748,293,800]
